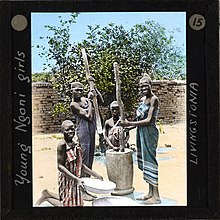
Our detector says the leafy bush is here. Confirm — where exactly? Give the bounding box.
[32,72,52,82]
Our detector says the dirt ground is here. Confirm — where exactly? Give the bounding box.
[33,123,186,206]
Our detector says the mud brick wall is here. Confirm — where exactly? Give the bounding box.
[32,80,186,134]
[152,80,186,124]
[32,82,66,134]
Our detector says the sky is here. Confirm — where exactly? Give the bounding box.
[31,12,186,73]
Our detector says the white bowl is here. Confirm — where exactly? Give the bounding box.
[81,178,116,194]
[92,196,140,206]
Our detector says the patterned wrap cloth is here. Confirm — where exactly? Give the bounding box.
[136,101,159,187]
[75,100,96,170]
[58,142,83,206]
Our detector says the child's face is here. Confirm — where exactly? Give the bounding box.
[63,124,75,141]
[71,84,83,99]
[139,81,151,96]
[111,106,120,118]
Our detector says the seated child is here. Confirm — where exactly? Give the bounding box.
[35,120,103,207]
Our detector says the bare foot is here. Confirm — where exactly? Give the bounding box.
[136,194,152,201]
[35,189,50,205]
[142,197,161,205]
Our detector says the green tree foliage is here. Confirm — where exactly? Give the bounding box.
[32,72,52,82]
[35,13,186,116]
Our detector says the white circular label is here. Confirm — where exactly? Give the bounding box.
[189,14,206,31]
[11,15,28,31]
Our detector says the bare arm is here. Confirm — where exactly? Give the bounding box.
[123,96,158,127]
[103,120,115,149]
[81,164,103,180]
[70,98,93,121]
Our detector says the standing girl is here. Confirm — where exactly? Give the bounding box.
[122,75,161,204]
[70,82,96,175]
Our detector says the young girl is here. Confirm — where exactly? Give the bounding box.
[35,120,103,207]
[70,82,96,175]
[121,75,161,204]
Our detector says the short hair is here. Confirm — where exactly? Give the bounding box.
[139,74,152,86]
[110,101,119,109]
[61,120,74,129]
[70,82,83,89]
